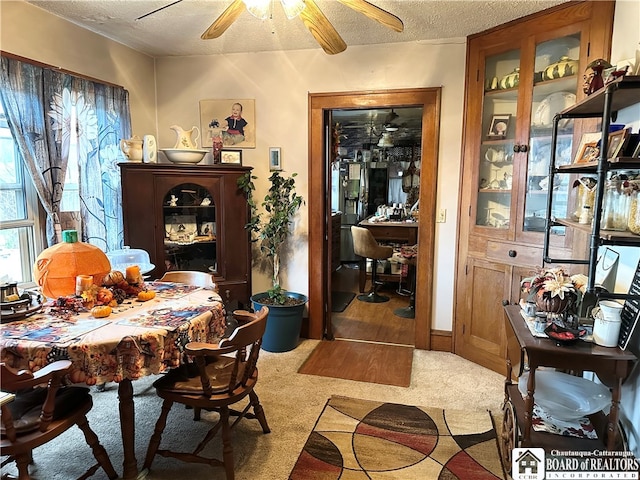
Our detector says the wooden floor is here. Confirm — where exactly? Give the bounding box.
[298,263,414,386]
[298,338,413,387]
[330,264,415,346]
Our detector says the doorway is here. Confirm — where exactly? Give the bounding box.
[329,106,423,346]
[307,88,442,350]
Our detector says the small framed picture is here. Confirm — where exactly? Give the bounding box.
[572,132,602,164]
[220,149,242,165]
[606,128,629,160]
[487,114,510,138]
[269,147,282,171]
[576,142,600,164]
[199,221,216,238]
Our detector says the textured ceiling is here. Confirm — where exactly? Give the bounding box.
[25,0,569,57]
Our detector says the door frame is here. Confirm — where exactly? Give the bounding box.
[307,88,441,349]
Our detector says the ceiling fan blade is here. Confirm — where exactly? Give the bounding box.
[201,0,246,40]
[136,0,183,21]
[299,0,347,55]
[336,0,404,32]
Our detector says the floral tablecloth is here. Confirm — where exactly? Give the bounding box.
[0,284,225,385]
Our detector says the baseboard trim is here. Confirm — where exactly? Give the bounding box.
[430,329,452,352]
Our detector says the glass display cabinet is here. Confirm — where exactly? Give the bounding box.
[455,1,615,374]
[120,163,253,306]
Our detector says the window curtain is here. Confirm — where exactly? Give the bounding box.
[0,56,131,250]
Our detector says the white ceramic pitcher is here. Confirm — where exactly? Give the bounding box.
[592,300,623,347]
[170,125,200,149]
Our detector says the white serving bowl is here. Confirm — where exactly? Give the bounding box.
[160,148,208,165]
[518,370,610,421]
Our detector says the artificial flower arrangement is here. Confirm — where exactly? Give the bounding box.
[521,267,588,315]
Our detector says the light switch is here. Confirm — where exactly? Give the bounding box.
[437,209,446,223]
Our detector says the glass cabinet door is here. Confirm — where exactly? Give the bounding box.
[476,49,519,229]
[163,183,217,273]
[525,35,581,234]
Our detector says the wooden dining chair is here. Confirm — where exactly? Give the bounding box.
[0,360,118,480]
[143,306,270,480]
[159,270,217,289]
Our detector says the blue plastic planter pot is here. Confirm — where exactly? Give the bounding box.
[251,292,308,352]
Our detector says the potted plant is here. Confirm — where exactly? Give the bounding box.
[238,170,307,352]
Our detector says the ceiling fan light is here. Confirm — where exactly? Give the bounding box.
[244,0,270,19]
[280,0,306,19]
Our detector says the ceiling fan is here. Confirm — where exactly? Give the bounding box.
[138,0,403,55]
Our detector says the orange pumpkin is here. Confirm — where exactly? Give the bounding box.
[96,288,114,304]
[34,230,111,299]
[137,290,156,301]
[91,305,112,318]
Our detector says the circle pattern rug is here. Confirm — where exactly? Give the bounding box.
[290,395,505,479]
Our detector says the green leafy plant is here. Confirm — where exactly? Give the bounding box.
[238,171,304,305]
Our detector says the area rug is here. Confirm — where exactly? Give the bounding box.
[298,340,412,387]
[331,291,356,312]
[289,395,506,479]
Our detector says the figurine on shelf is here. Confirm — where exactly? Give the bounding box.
[200,197,211,206]
[168,195,178,207]
[583,58,613,95]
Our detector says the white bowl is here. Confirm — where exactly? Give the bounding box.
[160,148,208,165]
[518,370,610,421]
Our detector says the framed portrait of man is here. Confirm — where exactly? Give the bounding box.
[200,99,256,149]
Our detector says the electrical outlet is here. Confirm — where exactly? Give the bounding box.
[437,208,447,223]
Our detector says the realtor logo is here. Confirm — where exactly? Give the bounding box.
[512,448,545,480]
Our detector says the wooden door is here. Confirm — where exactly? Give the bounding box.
[455,257,510,373]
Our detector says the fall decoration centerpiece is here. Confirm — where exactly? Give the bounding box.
[521,267,588,317]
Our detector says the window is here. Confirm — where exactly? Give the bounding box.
[0,105,43,285]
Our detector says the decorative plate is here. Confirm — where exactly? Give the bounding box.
[518,370,610,421]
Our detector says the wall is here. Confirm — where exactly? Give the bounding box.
[154,41,466,330]
[0,1,157,138]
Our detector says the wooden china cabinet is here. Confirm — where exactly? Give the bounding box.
[119,163,252,307]
[455,1,615,373]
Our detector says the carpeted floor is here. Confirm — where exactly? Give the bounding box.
[290,395,506,479]
[0,340,506,480]
[331,291,356,312]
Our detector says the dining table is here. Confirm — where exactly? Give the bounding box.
[0,281,226,480]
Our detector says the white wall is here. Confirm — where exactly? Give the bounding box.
[154,40,466,329]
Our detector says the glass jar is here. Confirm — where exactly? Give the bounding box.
[628,191,640,235]
[572,177,596,221]
[601,180,629,231]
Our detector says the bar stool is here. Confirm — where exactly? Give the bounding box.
[351,225,393,303]
[394,244,418,318]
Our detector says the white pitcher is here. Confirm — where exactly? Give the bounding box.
[592,300,623,347]
[170,125,200,149]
